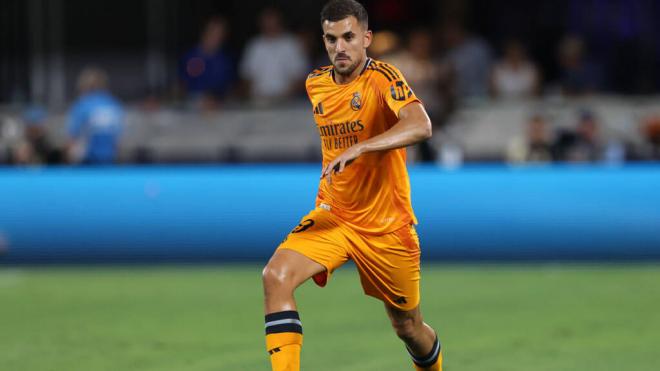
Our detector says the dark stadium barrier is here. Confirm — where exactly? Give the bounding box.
[1,164,659,263]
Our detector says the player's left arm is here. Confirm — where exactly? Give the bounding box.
[321,101,431,181]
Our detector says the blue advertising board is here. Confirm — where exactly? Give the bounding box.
[1,165,659,263]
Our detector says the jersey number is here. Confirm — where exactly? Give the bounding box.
[291,219,315,233]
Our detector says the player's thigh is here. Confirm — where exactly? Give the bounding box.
[263,248,327,289]
[351,224,421,310]
[271,208,351,287]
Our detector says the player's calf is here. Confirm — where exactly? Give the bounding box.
[390,314,422,343]
[386,305,443,371]
[408,333,442,371]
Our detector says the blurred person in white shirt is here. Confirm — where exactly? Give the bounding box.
[239,8,309,105]
[491,40,540,99]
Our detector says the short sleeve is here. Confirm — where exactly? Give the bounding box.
[304,78,314,106]
[305,66,332,108]
[371,62,420,117]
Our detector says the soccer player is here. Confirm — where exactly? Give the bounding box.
[262,1,442,370]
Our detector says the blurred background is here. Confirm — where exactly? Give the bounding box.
[1,0,659,261]
[0,1,659,370]
[2,0,660,165]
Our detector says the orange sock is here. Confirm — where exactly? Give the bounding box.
[413,351,442,371]
[409,337,442,371]
[265,311,303,371]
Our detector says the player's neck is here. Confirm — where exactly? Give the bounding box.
[334,56,369,85]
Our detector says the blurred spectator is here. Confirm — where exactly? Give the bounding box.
[491,41,540,99]
[642,115,660,160]
[558,35,605,96]
[441,21,493,100]
[385,29,452,123]
[385,28,453,162]
[506,114,553,164]
[0,116,20,163]
[12,106,61,165]
[297,28,326,73]
[553,110,604,162]
[67,67,124,165]
[239,8,308,105]
[369,31,401,59]
[179,16,236,109]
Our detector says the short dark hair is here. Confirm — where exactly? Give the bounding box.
[320,0,368,28]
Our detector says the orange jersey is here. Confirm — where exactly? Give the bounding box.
[305,58,421,234]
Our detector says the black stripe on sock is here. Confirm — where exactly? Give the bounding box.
[265,323,303,334]
[408,337,441,367]
[265,310,300,322]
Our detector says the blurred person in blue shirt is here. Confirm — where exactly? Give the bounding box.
[558,36,605,96]
[179,16,236,109]
[67,67,124,164]
[441,21,493,100]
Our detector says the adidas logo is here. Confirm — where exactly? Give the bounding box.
[313,102,324,115]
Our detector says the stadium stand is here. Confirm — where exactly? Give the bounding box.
[2,96,659,164]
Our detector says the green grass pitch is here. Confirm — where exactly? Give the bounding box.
[1,264,659,370]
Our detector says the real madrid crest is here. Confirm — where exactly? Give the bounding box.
[350,92,361,111]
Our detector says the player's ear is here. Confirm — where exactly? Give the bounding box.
[363,30,373,48]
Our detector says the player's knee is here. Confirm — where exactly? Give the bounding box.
[262,262,293,293]
[391,318,419,343]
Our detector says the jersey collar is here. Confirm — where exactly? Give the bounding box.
[331,57,373,85]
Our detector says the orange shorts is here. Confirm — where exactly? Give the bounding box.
[277,208,421,311]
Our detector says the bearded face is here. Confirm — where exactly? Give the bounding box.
[322,16,372,79]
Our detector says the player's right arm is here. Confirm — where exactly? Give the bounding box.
[321,102,431,181]
[355,101,431,153]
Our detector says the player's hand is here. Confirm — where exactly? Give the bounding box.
[321,144,364,185]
